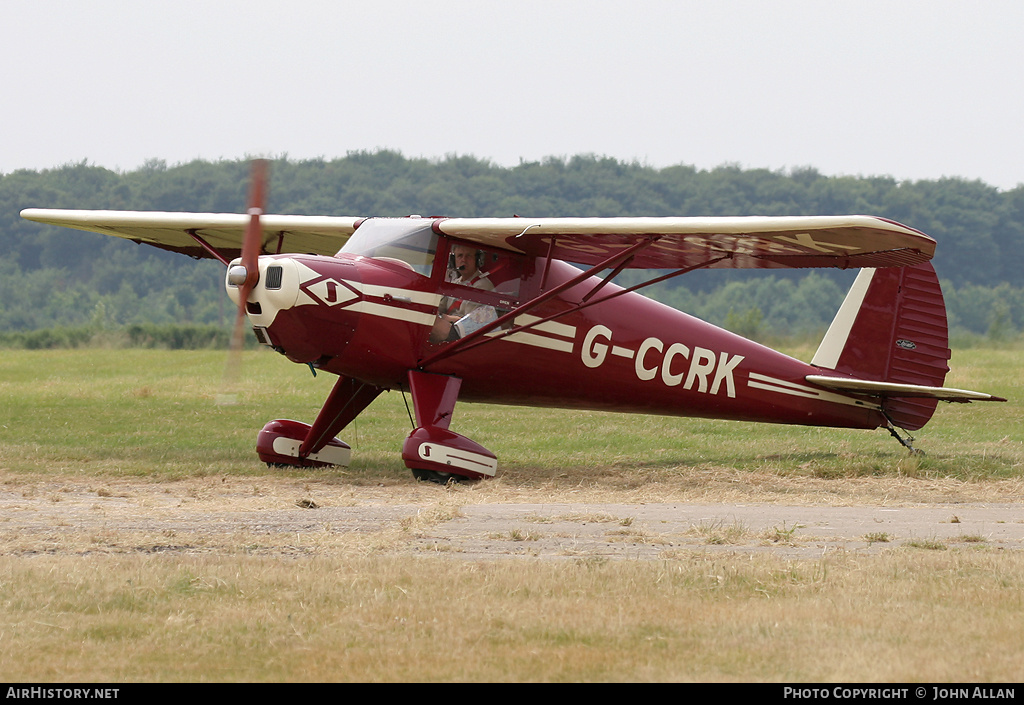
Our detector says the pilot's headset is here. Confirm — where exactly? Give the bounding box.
[449,247,486,273]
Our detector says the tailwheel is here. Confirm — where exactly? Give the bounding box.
[883,412,925,456]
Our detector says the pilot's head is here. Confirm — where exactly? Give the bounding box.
[451,244,483,278]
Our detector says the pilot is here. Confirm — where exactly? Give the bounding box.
[430,244,495,343]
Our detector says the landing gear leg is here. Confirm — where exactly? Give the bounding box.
[883,413,924,455]
[257,375,383,467]
[402,370,497,482]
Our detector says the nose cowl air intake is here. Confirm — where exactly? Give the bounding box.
[225,256,301,328]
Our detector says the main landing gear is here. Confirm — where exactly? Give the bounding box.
[401,371,497,482]
[254,371,497,482]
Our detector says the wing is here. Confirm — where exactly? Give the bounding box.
[434,215,935,270]
[22,210,936,271]
[20,209,361,260]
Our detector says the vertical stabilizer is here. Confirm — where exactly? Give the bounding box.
[811,263,950,430]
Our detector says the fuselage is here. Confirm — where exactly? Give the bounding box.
[227,218,885,431]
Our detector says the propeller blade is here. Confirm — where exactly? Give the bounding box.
[240,159,268,291]
[220,159,270,405]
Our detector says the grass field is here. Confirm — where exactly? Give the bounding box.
[1,346,1022,681]
[2,345,1021,483]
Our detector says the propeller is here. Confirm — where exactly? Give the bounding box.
[219,158,269,405]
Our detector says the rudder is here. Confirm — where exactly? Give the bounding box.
[811,263,950,430]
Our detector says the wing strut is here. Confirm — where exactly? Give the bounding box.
[581,254,636,303]
[418,236,663,368]
[419,247,732,369]
[584,254,731,305]
[187,230,232,266]
[468,253,732,356]
[420,235,734,369]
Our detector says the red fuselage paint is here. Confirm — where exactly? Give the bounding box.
[242,248,883,432]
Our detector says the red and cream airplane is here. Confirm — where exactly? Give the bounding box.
[21,161,1004,482]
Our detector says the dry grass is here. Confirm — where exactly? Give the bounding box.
[2,483,1023,682]
[3,472,1022,682]
[2,550,1023,682]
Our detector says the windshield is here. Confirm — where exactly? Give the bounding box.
[339,218,437,276]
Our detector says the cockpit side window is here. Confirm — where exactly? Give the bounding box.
[428,240,527,345]
[440,242,523,302]
[339,219,437,276]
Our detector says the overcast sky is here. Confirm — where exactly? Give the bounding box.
[3,0,1023,190]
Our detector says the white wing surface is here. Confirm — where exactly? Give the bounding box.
[20,209,361,260]
[22,210,936,271]
[435,215,935,270]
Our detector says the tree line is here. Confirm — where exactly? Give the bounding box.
[2,152,1022,343]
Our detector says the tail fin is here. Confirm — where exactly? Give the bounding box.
[811,263,950,430]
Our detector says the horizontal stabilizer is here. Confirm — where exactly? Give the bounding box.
[806,375,1006,403]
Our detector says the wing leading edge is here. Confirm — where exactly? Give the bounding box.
[20,209,361,260]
